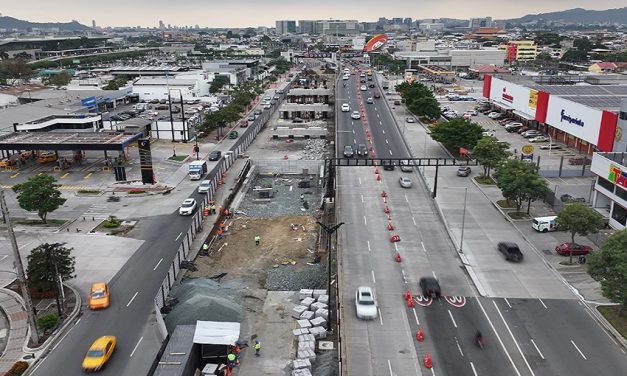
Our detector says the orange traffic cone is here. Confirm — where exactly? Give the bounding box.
[387,221,394,231]
[376,174,381,181]
[383,196,387,204]
[283,154,288,160]
[381,191,387,197]
[405,290,411,301]
[417,327,424,342]
[407,296,414,308]
[391,235,400,243]
[424,352,432,368]
[375,168,379,174]
[395,252,401,262]
[384,206,390,214]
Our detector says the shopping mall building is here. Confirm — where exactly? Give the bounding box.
[482,75,627,230]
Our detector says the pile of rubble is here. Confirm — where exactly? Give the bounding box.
[289,289,330,376]
[299,139,327,160]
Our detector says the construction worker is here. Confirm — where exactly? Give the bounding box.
[255,340,261,356]
[211,203,217,215]
[202,243,209,253]
[220,222,226,231]
[217,229,223,240]
[300,193,305,201]
[255,235,261,246]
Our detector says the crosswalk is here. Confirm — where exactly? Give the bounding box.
[0,184,100,191]
[82,204,113,220]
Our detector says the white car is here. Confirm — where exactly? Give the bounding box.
[529,136,550,143]
[355,286,377,320]
[482,130,496,137]
[360,85,367,91]
[342,75,349,80]
[341,103,350,112]
[179,198,197,215]
[488,112,501,119]
[198,180,211,193]
[351,111,361,120]
[399,176,412,188]
[539,143,562,150]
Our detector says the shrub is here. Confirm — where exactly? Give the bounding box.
[6,360,29,375]
[37,314,58,331]
[77,189,101,194]
[103,216,122,228]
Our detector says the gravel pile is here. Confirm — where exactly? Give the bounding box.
[299,139,328,160]
[238,174,321,217]
[265,263,327,291]
[163,278,245,332]
[312,350,338,376]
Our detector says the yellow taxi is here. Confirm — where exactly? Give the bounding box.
[88,283,110,310]
[0,159,16,167]
[82,336,116,372]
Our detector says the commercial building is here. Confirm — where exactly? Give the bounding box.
[276,20,296,35]
[502,41,538,63]
[316,20,360,36]
[298,20,316,35]
[395,48,504,70]
[469,17,493,30]
[132,78,208,102]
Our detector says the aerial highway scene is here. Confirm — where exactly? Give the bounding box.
[0,1,626,376]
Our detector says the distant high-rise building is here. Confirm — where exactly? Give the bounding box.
[403,18,413,27]
[469,17,493,30]
[298,20,316,34]
[316,20,360,36]
[195,24,199,29]
[275,20,296,34]
[392,18,403,25]
[159,20,165,29]
[92,20,96,28]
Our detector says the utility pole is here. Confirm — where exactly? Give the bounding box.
[316,221,344,329]
[0,191,39,344]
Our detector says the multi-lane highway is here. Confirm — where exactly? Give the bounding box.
[337,63,627,376]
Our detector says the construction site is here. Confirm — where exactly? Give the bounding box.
[161,66,339,376]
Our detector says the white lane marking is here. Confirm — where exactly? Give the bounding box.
[379,309,383,325]
[153,258,163,271]
[401,269,407,283]
[358,177,362,185]
[421,241,427,253]
[379,120,383,125]
[388,149,393,155]
[361,194,364,203]
[455,337,464,356]
[413,308,420,326]
[413,217,417,226]
[405,194,409,203]
[352,129,355,134]
[175,232,182,241]
[448,310,458,328]
[377,113,380,118]
[130,336,143,358]
[367,240,371,252]
[432,271,438,280]
[476,299,523,376]
[387,360,393,376]
[504,298,512,308]
[382,129,385,134]
[470,362,478,376]
[385,139,389,144]
[126,292,139,307]
[492,300,535,375]
[289,185,294,191]
[430,368,435,376]
[531,339,545,359]
[394,242,398,251]
[371,270,376,283]
[363,215,367,225]
[538,298,547,309]
[353,138,357,144]
[50,323,76,352]
[570,340,587,360]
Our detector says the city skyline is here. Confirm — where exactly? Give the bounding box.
[1,0,626,28]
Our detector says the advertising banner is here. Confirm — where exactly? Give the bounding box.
[364,34,388,52]
[489,77,536,117]
[545,96,603,145]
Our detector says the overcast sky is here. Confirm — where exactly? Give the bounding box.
[1,0,625,28]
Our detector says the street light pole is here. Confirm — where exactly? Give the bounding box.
[460,187,468,254]
[316,221,344,329]
[0,191,39,344]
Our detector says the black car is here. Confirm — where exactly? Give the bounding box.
[208,151,222,161]
[419,277,441,299]
[368,83,375,88]
[497,242,523,262]
[382,160,395,170]
[560,194,585,203]
[357,143,368,156]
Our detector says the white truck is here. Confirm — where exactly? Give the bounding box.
[188,160,208,180]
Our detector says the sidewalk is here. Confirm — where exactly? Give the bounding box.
[0,289,29,373]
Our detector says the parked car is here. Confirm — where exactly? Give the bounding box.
[351,111,361,120]
[343,145,354,158]
[393,100,401,105]
[539,143,562,150]
[179,198,197,216]
[560,194,585,203]
[457,166,471,177]
[529,136,549,143]
[499,118,515,125]
[497,242,523,262]
[419,277,441,299]
[465,110,478,116]
[355,286,377,320]
[505,124,523,133]
[487,112,502,119]
[357,143,368,156]
[399,176,412,188]
[406,117,415,123]
[568,157,591,165]
[523,131,543,139]
[482,130,496,137]
[555,242,592,256]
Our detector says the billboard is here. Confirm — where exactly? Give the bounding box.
[545,96,603,145]
[364,34,388,52]
[489,77,535,117]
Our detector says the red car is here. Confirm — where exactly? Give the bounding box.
[555,243,592,256]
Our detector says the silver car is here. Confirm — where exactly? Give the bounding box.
[399,176,412,188]
[355,286,377,320]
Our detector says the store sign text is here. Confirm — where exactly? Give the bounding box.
[609,164,627,188]
[560,110,584,127]
[502,88,513,103]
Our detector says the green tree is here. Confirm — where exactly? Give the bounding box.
[535,52,554,62]
[47,72,72,87]
[494,159,550,213]
[209,76,230,93]
[573,38,593,52]
[429,118,484,154]
[561,49,588,62]
[556,203,604,263]
[588,230,627,315]
[103,75,128,90]
[13,174,66,223]
[26,242,75,294]
[408,96,441,119]
[472,137,511,177]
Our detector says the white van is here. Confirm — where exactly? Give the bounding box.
[532,216,558,232]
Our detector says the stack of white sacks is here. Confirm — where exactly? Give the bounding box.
[290,289,329,376]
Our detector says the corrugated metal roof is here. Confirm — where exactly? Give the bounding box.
[154,325,196,376]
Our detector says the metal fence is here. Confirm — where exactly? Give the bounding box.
[253,159,324,175]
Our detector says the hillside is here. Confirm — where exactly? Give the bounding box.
[504,7,627,25]
[0,16,91,31]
